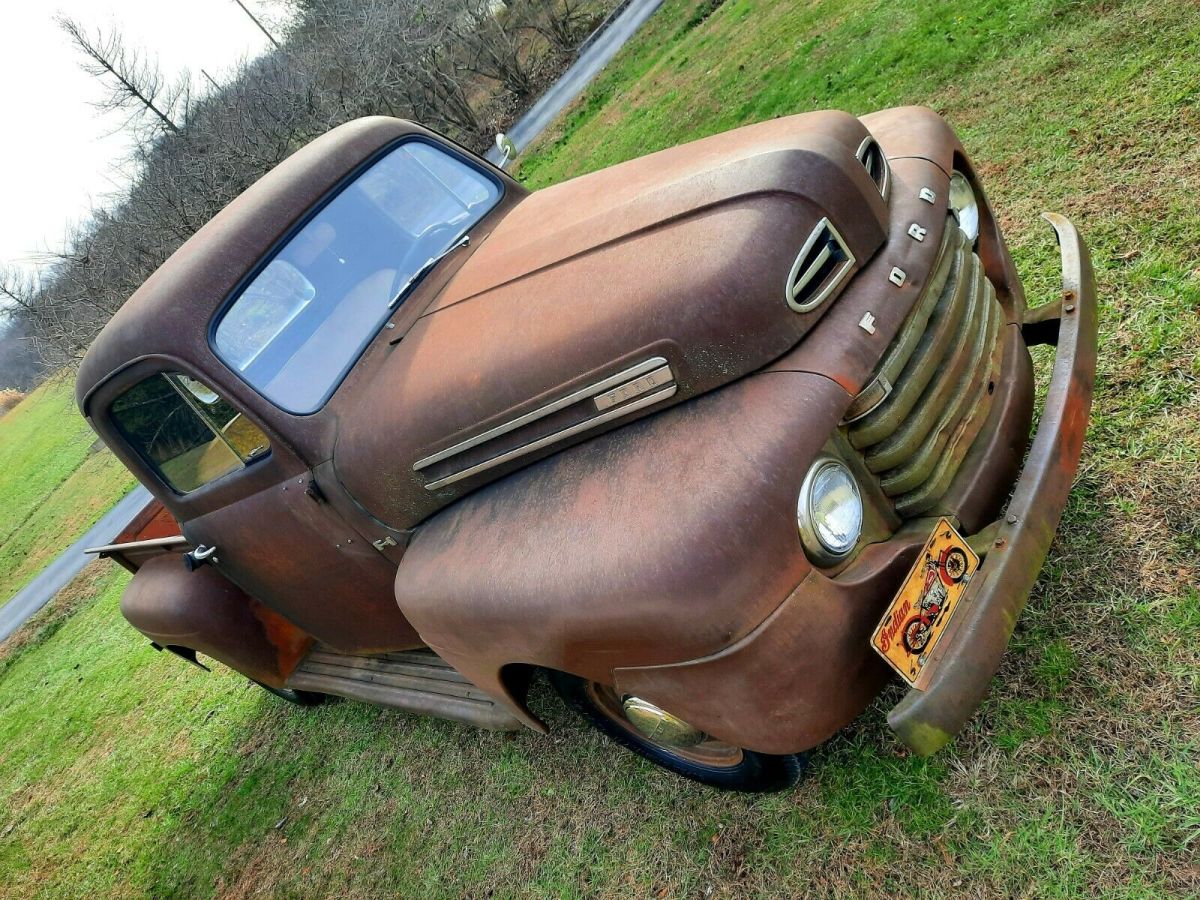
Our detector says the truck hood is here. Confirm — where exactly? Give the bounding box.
[335,111,888,530]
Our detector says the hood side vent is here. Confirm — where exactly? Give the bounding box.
[856,136,890,201]
[786,217,856,313]
[413,357,677,491]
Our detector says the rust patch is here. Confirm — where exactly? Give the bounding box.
[250,599,314,681]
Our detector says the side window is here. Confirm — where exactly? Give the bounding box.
[109,373,270,493]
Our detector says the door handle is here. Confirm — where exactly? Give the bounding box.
[184,544,218,572]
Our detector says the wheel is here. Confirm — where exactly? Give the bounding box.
[548,671,805,792]
[903,616,931,653]
[251,679,328,706]
[940,547,969,584]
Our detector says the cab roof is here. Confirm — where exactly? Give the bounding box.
[75,116,431,414]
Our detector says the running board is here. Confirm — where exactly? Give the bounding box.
[286,648,522,731]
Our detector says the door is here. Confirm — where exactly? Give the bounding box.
[104,369,421,653]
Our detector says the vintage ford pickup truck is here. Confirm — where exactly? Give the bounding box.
[78,107,1096,791]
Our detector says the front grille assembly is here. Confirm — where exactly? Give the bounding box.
[845,218,1005,518]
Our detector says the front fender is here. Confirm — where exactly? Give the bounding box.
[393,371,849,727]
[121,555,312,688]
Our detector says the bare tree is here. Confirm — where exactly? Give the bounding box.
[57,16,187,138]
[451,0,540,101]
[292,0,488,139]
[21,0,615,373]
[0,268,40,325]
[0,316,43,391]
[0,265,74,367]
[232,0,283,49]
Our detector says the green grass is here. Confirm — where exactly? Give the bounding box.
[0,378,136,603]
[2,0,1199,895]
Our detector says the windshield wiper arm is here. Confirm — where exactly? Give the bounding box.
[387,233,470,309]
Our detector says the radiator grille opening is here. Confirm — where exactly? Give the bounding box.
[846,217,1005,518]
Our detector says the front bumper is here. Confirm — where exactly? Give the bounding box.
[888,212,1098,754]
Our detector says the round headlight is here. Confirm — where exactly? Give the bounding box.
[797,458,863,565]
[948,171,980,242]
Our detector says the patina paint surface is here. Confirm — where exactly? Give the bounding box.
[76,108,1095,754]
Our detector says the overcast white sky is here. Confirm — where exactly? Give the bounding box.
[0,0,289,275]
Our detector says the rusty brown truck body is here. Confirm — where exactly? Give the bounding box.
[78,108,1096,791]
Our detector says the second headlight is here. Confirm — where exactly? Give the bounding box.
[797,458,863,566]
[948,171,981,243]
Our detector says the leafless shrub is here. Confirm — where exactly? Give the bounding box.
[522,0,603,53]
[0,390,25,415]
[452,0,541,101]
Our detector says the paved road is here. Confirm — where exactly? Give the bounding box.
[0,1,664,646]
[484,0,665,164]
[0,485,151,644]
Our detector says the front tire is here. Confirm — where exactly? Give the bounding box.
[549,671,805,792]
[252,679,328,706]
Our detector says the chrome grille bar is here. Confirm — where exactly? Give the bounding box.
[848,217,1006,518]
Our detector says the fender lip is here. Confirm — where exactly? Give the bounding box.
[887,212,1098,755]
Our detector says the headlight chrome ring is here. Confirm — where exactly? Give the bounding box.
[797,457,863,567]
[948,171,981,243]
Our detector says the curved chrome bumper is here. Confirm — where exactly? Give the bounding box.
[888,213,1098,754]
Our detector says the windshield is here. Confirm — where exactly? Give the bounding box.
[212,140,501,413]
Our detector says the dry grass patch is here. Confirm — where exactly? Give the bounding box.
[0,391,24,417]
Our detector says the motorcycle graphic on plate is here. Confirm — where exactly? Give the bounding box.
[901,547,970,654]
[871,519,980,686]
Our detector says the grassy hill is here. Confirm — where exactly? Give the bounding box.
[0,377,134,604]
[0,0,1197,895]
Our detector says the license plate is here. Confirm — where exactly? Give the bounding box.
[871,517,979,687]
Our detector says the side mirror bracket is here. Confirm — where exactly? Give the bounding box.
[495,133,517,168]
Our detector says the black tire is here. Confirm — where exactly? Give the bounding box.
[252,680,329,706]
[903,617,931,653]
[549,671,805,792]
[942,547,969,583]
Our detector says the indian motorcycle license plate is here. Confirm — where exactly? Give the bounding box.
[871,517,980,687]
